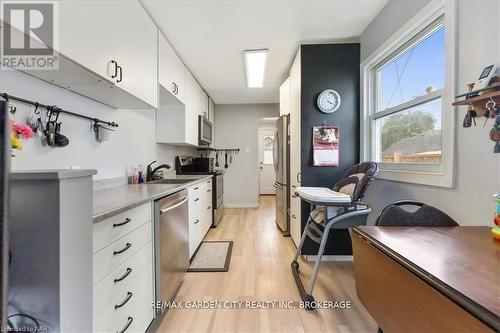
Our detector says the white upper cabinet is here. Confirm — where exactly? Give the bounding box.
[279,77,290,115]
[56,1,157,108]
[201,90,209,118]
[184,69,201,146]
[58,1,115,82]
[208,97,215,122]
[113,1,158,108]
[159,33,186,104]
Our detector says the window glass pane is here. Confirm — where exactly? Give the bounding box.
[263,135,274,164]
[377,26,444,111]
[375,99,442,164]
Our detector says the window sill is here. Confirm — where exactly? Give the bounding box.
[376,168,454,188]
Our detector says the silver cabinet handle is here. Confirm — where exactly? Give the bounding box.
[193,186,199,190]
[207,189,211,192]
[194,198,199,202]
[194,219,199,224]
[172,82,176,94]
[117,316,133,333]
[207,206,211,210]
[273,182,283,189]
[292,215,296,219]
[160,197,188,214]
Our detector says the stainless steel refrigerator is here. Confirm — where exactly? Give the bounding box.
[273,114,290,235]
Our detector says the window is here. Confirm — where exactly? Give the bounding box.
[263,135,274,164]
[374,22,444,165]
[361,1,456,187]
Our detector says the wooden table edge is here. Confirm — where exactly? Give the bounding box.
[352,227,500,331]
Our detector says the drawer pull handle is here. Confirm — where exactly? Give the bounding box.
[115,292,133,309]
[114,267,132,283]
[113,243,132,255]
[194,219,199,224]
[207,189,211,192]
[113,217,131,227]
[193,187,199,190]
[207,206,211,210]
[116,316,133,333]
[194,198,199,202]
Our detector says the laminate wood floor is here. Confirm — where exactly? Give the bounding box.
[156,195,376,333]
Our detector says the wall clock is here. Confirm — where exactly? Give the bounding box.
[317,89,341,113]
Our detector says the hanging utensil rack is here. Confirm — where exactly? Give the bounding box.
[197,147,240,153]
[0,92,119,128]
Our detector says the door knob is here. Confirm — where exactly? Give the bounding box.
[259,166,263,169]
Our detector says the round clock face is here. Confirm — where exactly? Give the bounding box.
[317,89,341,113]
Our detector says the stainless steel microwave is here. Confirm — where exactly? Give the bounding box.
[198,115,213,145]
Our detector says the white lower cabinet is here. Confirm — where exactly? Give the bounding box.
[188,179,213,258]
[93,203,154,333]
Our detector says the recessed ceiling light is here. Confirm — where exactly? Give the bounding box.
[244,49,268,88]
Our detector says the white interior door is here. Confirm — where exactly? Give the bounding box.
[258,128,276,195]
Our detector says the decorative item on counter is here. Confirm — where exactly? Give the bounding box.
[491,193,500,241]
[9,118,34,155]
[138,164,144,184]
[127,166,134,184]
[312,125,339,166]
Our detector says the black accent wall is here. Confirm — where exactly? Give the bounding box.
[300,44,360,255]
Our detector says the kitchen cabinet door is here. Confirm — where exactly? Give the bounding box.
[159,33,186,104]
[59,1,117,82]
[201,90,209,118]
[279,77,290,115]
[289,50,301,247]
[114,1,158,108]
[208,97,215,122]
[185,69,200,146]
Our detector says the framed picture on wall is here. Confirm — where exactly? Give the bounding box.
[312,125,339,166]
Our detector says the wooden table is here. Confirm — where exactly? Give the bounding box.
[352,226,500,333]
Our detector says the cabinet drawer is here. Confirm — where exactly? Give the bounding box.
[93,203,151,253]
[93,242,152,315]
[93,222,151,283]
[93,263,153,333]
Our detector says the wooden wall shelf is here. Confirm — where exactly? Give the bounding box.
[453,90,500,116]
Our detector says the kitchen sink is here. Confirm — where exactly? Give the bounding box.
[146,178,193,184]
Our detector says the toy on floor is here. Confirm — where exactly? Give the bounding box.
[492,193,500,240]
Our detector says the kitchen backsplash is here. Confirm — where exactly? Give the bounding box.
[1,70,196,179]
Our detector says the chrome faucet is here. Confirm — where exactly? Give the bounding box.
[146,161,171,182]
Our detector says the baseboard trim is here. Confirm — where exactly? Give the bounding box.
[224,203,260,208]
[305,255,353,262]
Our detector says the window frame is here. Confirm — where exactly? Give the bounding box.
[360,0,456,188]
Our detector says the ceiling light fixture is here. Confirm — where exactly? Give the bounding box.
[244,49,268,88]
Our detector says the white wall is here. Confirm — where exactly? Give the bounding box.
[1,70,195,179]
[360,0,500,226]
[214,104,278,207]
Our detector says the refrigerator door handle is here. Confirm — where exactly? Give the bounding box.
[273,127,279,173]
[273,182,284,189]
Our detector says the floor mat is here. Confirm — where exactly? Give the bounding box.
[188,241,233,272]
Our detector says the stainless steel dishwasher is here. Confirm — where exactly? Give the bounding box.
[154,189,189,315]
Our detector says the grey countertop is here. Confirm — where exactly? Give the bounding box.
[93,175,212,222]
[11,169,97,180]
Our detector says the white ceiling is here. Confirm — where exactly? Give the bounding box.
[142,0,388,104]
